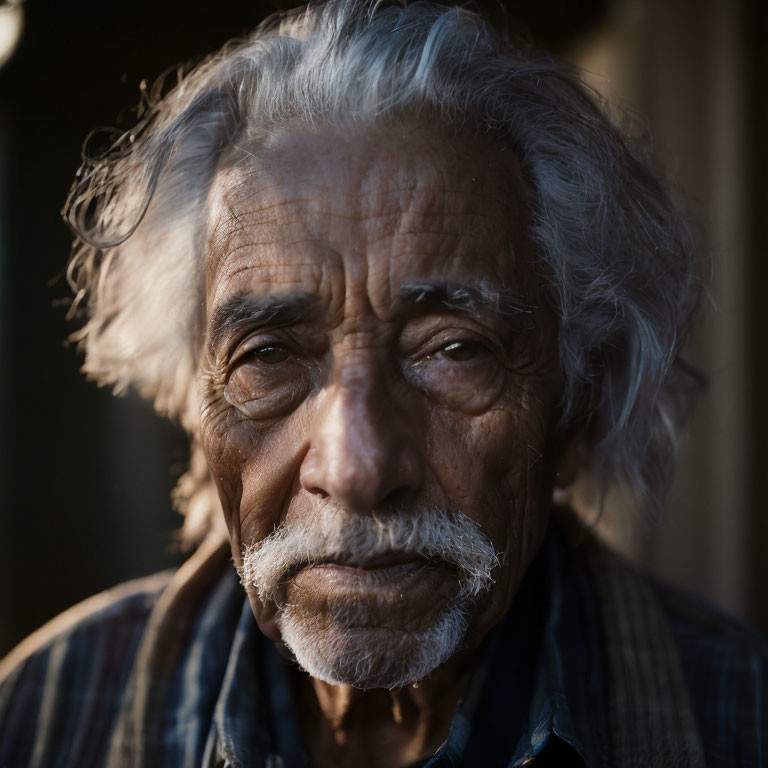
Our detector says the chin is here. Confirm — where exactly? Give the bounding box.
[276,597,473,690]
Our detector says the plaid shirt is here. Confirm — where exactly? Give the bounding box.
[1,523,766,767]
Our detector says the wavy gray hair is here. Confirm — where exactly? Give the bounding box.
[64,0,700,542]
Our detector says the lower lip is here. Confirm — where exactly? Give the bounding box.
[292,559,445,591]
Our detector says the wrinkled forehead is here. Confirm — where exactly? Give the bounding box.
[203,125,537,309]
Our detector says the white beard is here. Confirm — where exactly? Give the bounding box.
[276,590,472,689]
[238,505,499,690]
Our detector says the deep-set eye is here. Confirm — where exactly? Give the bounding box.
[406,334,505,414]
[250,344,292,364]
[224,338,312,420]
[439,339,487,362]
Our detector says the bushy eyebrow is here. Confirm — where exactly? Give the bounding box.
[394,281,535,320]
[208,281,534,355]
[208,291,320,356]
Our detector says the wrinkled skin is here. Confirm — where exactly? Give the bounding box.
[199,125,567,767]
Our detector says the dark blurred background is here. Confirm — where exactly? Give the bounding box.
[0,0,766,656]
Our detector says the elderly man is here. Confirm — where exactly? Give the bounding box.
[1,1,765,765]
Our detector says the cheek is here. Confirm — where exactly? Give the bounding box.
[200,381,311,644]
[200,383,310,549]
[425,382,555,593]
[199,387,243,526]
[427,382,554,500]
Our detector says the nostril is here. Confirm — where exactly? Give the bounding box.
[380,485,413,509]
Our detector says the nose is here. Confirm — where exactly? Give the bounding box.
[299,359,422,510]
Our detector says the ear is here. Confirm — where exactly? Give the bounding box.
[552,432,581,508]
[554,430,582,490]
[553,381,598,493]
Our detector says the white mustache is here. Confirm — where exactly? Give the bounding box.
[238,505,501,604]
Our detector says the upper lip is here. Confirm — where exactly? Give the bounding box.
[309,553,429,570]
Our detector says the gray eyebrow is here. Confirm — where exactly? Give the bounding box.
[395,281,535,318]
[207,291,320,355]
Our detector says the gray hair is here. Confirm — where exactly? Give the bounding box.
[64,0,700,541]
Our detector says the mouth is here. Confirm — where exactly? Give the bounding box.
[283,553,457,592]
[327,551,434,569]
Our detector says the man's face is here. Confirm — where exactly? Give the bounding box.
[200,126,563,688]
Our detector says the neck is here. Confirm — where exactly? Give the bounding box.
[296,652,474,768]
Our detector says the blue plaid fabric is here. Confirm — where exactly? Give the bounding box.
[0,525,766,767]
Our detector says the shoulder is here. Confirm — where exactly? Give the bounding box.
[558,520,768,767]
[0,570,173,684]
[0,571,173,765]
[652,580,768,767]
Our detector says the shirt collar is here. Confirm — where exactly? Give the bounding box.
[447,524,608,768]
[508,527,609,767]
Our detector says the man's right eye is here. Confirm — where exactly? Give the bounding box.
[250,344,292,364]
[224,340,311,419]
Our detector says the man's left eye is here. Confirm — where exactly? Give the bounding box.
[438,340,486,362]
[409,335,504,413]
